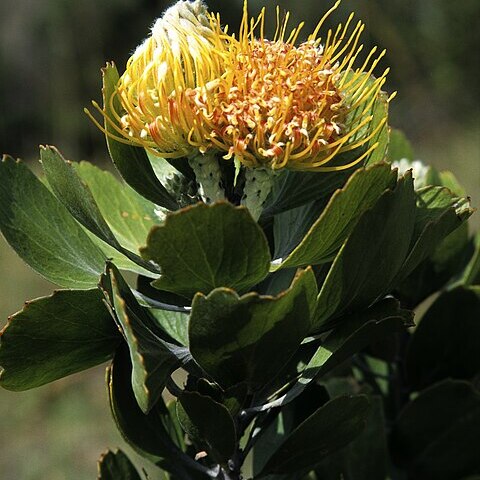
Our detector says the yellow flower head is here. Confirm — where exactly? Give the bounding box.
[91,0,392,171]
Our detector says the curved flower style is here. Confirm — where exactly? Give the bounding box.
[90,0,393,171]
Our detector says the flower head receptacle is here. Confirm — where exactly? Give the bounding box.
[89,0,393,173]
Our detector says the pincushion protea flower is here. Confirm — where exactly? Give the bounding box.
[88,0,392,172]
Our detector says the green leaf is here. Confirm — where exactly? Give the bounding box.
[142,202,271,298]
[394,183,473,307]
[391,380,480,480]
[150,309,189,347]
[40,146,158,275]
[101,63,178,210]
[263,163,357,218]
[253,383,330,480]
[255,267,298,299]
[0,289,120,390]
[387,128,414,162]
[461,232,480,286]
[87,236,156,278]
[272,200,324,263]
[97,449,142,480]
[265,298,410,409]
[343,395,388,480]
[312,298,411,374]
[0,156,106,288]
[101,263,187,413]
[148,151,183,183]
[166,399,187,453]
[431,222,471,277]
[314,174,416,329]
[189,268,317,390]
[421,171,471,277]
[406,287,480,390]
[223,382,248,417]
[314,395,389,480]
[437,169,468,197]
[259,395,370,475]
[75,161,161,255]
[107,348,193,474]
[271,163,397,270]
[177,390,237,465]
[41,146,119,248]
[408,185,467,236]
[394,185,472,283]
[252,410,295,480]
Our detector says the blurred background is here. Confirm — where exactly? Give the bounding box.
[0,0,478,478]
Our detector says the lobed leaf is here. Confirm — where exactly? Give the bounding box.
[252,409,295,480]
[272,200,325,264]
[107,351,212,478]
[0,289,120,390]
[86,237,156,278]
[41,146,119,250]
[142,202,271,298]
[189,268,317,391]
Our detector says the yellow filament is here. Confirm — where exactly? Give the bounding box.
[309,0,342,41]
[88,0,392,172]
